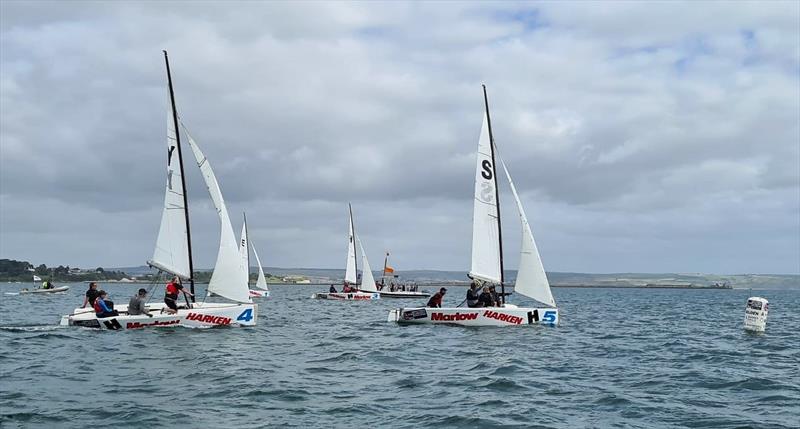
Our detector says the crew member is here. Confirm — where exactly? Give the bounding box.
[488,285,502,306]
[128,288,151,317]
[94,291,118,318]
[329,284,337,293]
[164,276,193,314]
[478,286,495,307]
[82,282,100,308]
[466,282,480,308]
[427,287,446,308]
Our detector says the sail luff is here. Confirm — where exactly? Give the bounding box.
[482,85,505,303]
[499,157,556,307]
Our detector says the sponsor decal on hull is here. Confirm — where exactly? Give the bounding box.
[401,309,428,320]
[483,310,523,325]
[431,312,479,322]
[127,319,181,329]
[186,312,232,326]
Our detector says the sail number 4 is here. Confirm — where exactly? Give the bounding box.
[237,309,254,322]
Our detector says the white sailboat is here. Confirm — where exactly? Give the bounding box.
[60,51,257,329]
[240,213,270,298]
[311,204,379,301]
[376,253,430,299]
[388,85,558,326]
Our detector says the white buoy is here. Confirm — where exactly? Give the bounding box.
[744,297,768,332]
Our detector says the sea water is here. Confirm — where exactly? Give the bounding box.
[0,283,798,428]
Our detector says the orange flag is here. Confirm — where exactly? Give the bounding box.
[384,266,394,274]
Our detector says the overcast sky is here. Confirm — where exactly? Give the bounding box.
[1,1,798,274]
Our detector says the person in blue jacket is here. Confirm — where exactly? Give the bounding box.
[93,290,119,318]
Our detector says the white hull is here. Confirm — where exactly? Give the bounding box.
[249,289,270,298]
[60,302,258,330]
[20,286,70,294]
[377,290,430,299]
[311,292,380,301]
[388,305,558,326]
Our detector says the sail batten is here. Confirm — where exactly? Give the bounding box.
[183,126,251,304]
[499,157,556,307]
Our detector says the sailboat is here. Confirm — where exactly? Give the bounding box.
[311,204,380,300]
[388,85,558,326]
[240,213,271,298]
[60,51,257,329]
[375,252,430,299]
[20,275,69,294]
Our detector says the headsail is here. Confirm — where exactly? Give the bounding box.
[357,237,377,292]
[469,112,502,284]
[500,158,556,307]
[344,204,357,284]
[251,242,269,291]
[149,98,191,279]
[183,126,251,303]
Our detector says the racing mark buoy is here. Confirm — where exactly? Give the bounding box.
[744,297,768,332]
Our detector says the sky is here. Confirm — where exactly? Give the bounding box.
[1,1,798,274]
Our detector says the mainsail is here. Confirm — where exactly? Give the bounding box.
[344,204,357,284]
[149,98,191,279]
[500,158,556,307]
[183,127,251,304]
[469,112,502,284]
[357,237,377,292]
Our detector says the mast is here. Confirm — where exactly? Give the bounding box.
[349,202,358,284]
[381,251,389,287]
[164,50,195,302]
[244,212,250,287]
[482,84,505,305]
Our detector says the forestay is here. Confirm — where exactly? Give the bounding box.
[345,209,357,284]
[183,127,251,304]
[500,158,556,307]
[357,237,377,292]
[149,100,191,279]
[470,113,502,284]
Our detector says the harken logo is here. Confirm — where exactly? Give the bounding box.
[186,312,232,325]
[483,310,523,325]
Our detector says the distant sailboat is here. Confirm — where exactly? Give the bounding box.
[388,85,558,326]
[61,51,257,329]
[240,213,270,298]
[311,204,380,301]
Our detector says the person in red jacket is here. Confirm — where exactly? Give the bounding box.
[164,276,193,314]
[426,288,447,308]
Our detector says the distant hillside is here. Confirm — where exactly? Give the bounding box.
[109,265,800,289]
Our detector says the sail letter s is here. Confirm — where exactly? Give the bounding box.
[481,160,493,180]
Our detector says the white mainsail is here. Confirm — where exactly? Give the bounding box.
[239,219,250,284]
[345,207,357,284]
[149,102,191,279]
[470,113,502,284]
[500,158,556,307]
[251,242,269,291]
[183,127,251,304]
[357,237,377,292]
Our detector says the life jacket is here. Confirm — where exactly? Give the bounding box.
[166,282,181,296]
[94,298,104,314]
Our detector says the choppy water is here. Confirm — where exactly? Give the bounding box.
[0,283,798,428]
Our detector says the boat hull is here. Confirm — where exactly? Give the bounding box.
[60,302,258,329]
[20,286,70,294]
[377,291,430,299]
[311,292,380,300]
[388,306,558,326]
[249,289,270,298]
